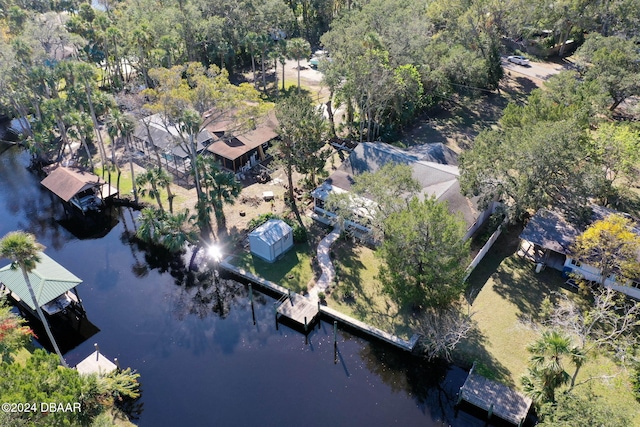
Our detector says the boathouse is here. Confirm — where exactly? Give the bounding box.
[248,219,293,263]
[41,167,117,213]
[0,252,84,316]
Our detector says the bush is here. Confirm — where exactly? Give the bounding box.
[247,213,281,231]
[292,224,307,243]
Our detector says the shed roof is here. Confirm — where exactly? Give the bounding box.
[41,167,105,202]
[0,252,82,310]
[249,219,292,245]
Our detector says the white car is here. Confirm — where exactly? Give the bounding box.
[507,55,530,66]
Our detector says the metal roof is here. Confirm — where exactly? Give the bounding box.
[249,219,292,245]
[0,252,82,310]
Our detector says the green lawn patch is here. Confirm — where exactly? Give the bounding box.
[94,167,185,208]
[326,239,415,339]
[230,242,315,294]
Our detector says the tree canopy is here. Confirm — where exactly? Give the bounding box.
[378,197,470,309]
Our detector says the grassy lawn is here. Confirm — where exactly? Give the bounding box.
[457,226,640,423]
[230,242,315,294]
[94,167,186,208]
[326,238,415,339]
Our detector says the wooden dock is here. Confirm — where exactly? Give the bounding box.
[458,363,532,426]
[276,293,319,330]
[76,350,117,375]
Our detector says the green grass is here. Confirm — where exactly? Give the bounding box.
[457,228,640,423]
[94,167,186,208]
[326,239,415,339]
[230,242,315,294]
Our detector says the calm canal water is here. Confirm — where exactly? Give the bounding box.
[0,142,491,426]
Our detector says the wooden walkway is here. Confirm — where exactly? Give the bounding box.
[458,363,532,426]
[277,293,319,330]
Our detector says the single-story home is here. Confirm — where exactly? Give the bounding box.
[132,114,211,180]
[41,166,118,213]
[311,142,495,240]
[249,219,294,263]
[205,110,279,175]
[518,206,640,299]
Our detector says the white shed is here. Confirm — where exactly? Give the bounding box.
[249,219,294,263]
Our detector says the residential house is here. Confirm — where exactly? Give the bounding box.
[133,110,279,181]
[131,114,212,181]
[311,142,495,240]
[204,110,278,175]
[518,206,640,300]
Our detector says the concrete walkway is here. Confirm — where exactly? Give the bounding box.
[308,226,341,301]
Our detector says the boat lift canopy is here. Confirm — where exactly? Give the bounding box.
[0,252,82,311]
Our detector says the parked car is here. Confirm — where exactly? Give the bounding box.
[507,55,530,66]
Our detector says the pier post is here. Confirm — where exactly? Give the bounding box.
[274,305,279,330]
[94,343,100,360]
[333,321,338,364]
[249,284,256,325]
[304,316,307,331]
[114,357,121,371]
[488,404,493,419]
[288,289,292,305]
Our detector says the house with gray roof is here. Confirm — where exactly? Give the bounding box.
[311,142,494,240]
[519,206,640,300]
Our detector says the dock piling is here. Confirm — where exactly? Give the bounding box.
[94,343,100,360]
[333,321,338,364]
[114,357,121,371]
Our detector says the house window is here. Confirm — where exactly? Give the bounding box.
[631,281,640,289]
[570,259,582,267]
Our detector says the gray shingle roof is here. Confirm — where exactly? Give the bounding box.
[322,142,479,229]
[519,206,619,255]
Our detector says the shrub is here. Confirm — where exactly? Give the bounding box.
[292,224,307,243]
[247,213,282,231]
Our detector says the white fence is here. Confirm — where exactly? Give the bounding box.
[463,221,506,282]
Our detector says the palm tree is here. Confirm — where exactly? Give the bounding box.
[521,330,584,404]
[135,208,165,245]
[106,109,140,199]
[286,38,311,93]
[0,231,68,367]
[136,167,164,213]
[197,156,242,235]
[159,209,197,253]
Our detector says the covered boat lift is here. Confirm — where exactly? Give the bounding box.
[0,252,85,317]
[41,167,118,214]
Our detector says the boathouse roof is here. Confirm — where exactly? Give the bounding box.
[0,252,82,311]
[41,167,106,202]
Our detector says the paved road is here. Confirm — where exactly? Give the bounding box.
[501,56,573,81]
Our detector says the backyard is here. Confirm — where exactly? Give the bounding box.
[228,219,329,294]
[457,226,640,424]
[326,237,416,339]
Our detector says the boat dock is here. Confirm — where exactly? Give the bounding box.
[76,344,118,375]
[276,293,319,330]
[220,259,419,350]
[457,363,532,426]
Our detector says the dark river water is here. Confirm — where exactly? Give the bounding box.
[0,141,494,426]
